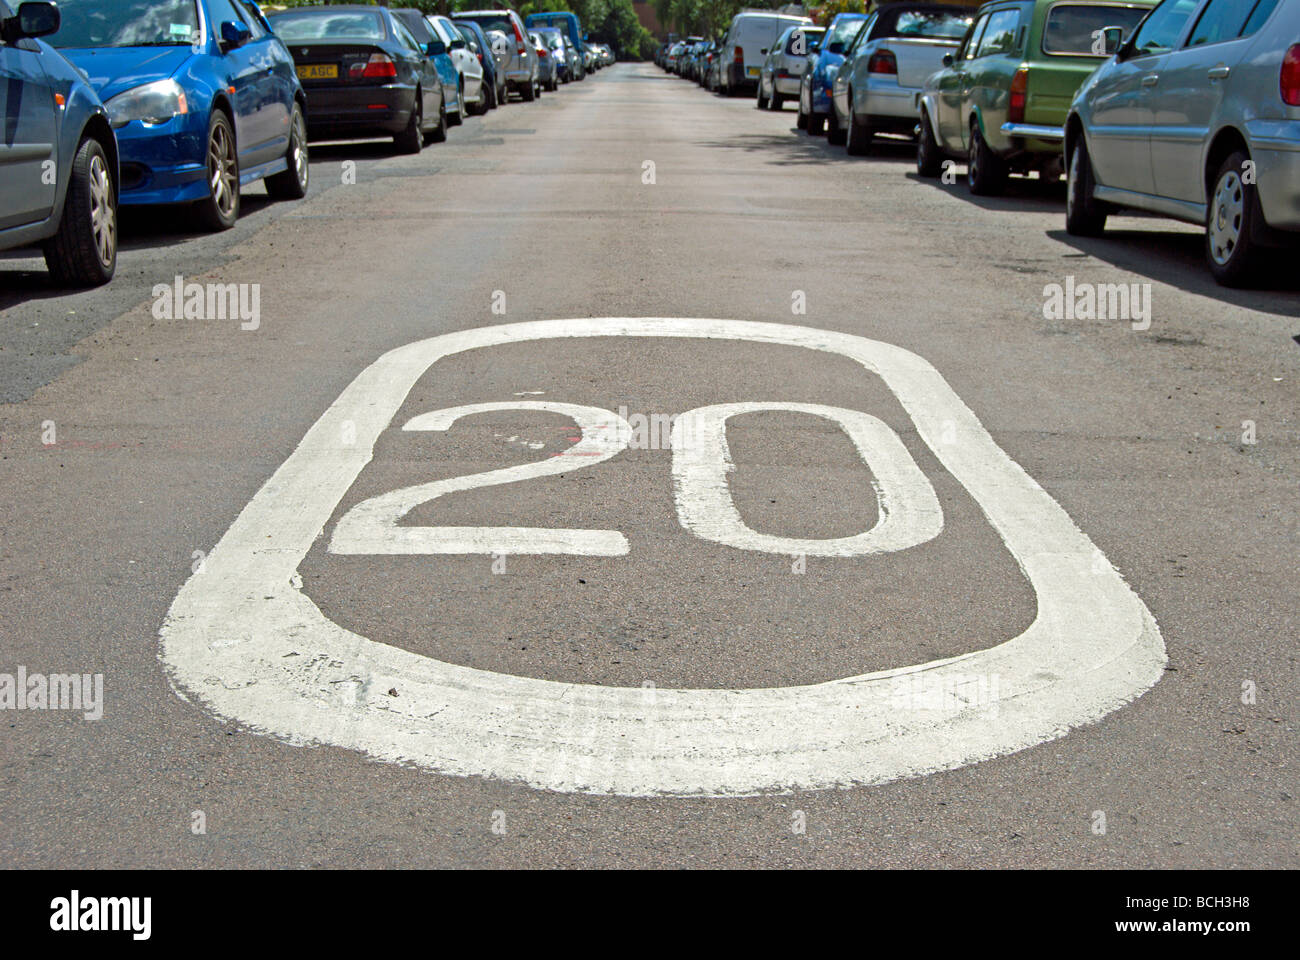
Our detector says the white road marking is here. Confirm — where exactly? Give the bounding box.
[159,318,1166,797]
[329,401,631,557]
[672,402,943,556]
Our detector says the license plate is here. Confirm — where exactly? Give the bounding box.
[746,67,759,77]
[297,64,337,80]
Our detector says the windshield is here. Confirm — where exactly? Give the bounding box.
[1043,4,1150,55]
[827,17,866,47]
[460,14,515,35]
[48,0,200,49]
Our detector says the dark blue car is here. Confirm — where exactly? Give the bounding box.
[453,19,503,109]
[798,12,868,136]
[1,0,118,284]
[45,0,309,232]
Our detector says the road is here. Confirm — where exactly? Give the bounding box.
[1,63,1297,868]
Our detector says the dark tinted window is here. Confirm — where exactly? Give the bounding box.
[975,8,1021,56]
[1187,0,1272,45]
[875,5,975,40]
[269,10,386,42]
[1129,0,1197,55]
[1241,0,1281,33]
[1043,4,1150,55]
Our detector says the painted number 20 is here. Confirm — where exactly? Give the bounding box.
[329,401,943,558]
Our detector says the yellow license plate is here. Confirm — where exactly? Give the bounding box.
[746,67,759,77]
[297,64,338,80]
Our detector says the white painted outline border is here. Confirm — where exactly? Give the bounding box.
[159,318,1166,797]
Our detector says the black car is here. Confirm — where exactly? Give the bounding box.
[267,4,446,154]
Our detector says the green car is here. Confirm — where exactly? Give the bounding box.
[915,0,1156,194]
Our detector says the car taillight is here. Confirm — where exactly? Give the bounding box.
[513,21,526,55]
[538,48,548,58]
[734,45,744,64]
[868,50,897,75]
[1009,66,1028,123]
[350,53,397,80]
[1283,44,1300,106]
[477,52,484,64]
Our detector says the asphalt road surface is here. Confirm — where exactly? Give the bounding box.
[1,64,1297,868]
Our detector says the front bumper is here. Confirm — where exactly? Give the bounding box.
[114,116,208,206]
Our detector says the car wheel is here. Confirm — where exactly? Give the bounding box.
[266,102,309,201]
[1065,138,1107,238]
[796,101,808,130]
[827,105,847,146]
[448,84,464,126]
[756,82,768,109]
[967,120,1005,196]
[395,93,424,154]
[770,91,784,111]
[916,109,942,178]
[807,113,825,136]
[845,97,873,156]
[195,110,240,231]
[42,136,116,287]
[521,77,536,102]
[425,96,447,144]
[1206,149,1267,287]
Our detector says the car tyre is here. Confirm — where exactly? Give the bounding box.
[195,110,240,231]
[1206,149,1268,288]
[43,136,116,287]
[756,83,768,109]
[1065,138,1107,238]
[266,102,309,201]
[395,93,424,154]
[448,84,464,126]
[967,120,1005,196]
[827,106,847,146]
[425,96,447,144]
[845,98,873,156]
[521,77,536,102]
[807,113,825,136]
[769,91,784,111]
[916,109,942,178]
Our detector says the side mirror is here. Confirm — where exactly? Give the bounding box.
[942,53,955,67]
[220,19,251,50]
[3,1,60,41]
[450,38,466,51]
[426,39,446,56]
[827,41,844,55]
[1098,26,1125,57]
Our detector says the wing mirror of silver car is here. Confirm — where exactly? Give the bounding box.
[1100,26,1126,58]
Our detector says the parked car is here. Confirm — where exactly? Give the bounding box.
[704,38,727,91]
[458,9,539,101]
[427,12,488,117]
[48,0,307,232]
[268,5,445,154]
[799,12,869,133]
[0,0,117,285]
[386,8,464,127]
[525,11,585,80]
[717,10,813,97]
[759,25,824,110]
[916,0,1156,193]
[1065,0,1300,286]
[453,20,501,110]
[533,26,569,83]
[563,37,581,82]
[529,31,558,91]
[472,25,513,105]
[831,4,973,152]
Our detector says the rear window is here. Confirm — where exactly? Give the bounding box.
[826,17,867,48]
[461,13,516,36]
[1042,3,1151,55]
[270,11,386,42]
[786,28,824,54]
[392,11,434,44]
[875,6,975,40]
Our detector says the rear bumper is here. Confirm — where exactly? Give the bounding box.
[775,76,802,96]
[1001,122,1065,142]
[1249,120,1300,232]
[861,80,923,121]
[301,84,415,138]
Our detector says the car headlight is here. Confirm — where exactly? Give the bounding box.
[106,79,189,128]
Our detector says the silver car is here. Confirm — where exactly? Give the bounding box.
[458,9,540,101]
[529,31,558,91]
[1066,0,1300,285]
[758,25,825,110]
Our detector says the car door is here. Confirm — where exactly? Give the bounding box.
[1149,0,1264,203]
[963,6,1023,152]
[1091,0,1201,196]
[438,17,479,97]
[937,13,987,150]
[0,0,58,230]
[392,17,440,123]
[231,0,291,167]
[205,0,275,169]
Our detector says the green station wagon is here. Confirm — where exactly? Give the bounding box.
[916,0,1157,193]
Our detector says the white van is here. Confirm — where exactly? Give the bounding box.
[718,11,813,96]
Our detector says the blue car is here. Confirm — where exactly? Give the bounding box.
[453,19,503,108]
[798,12,868,136]
[1,0,118,285]
[45,0,309,232]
